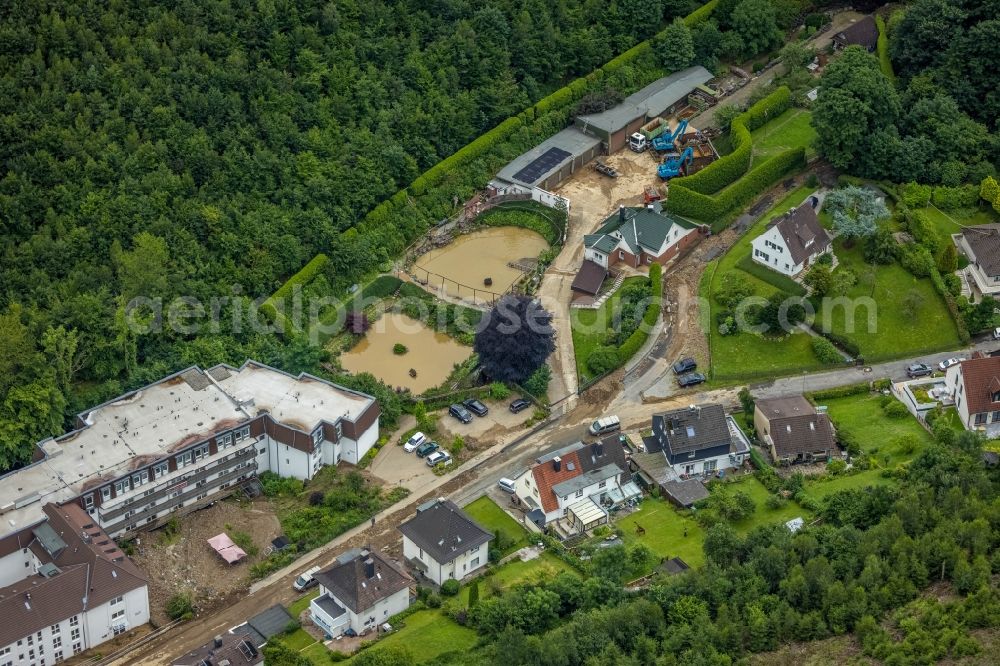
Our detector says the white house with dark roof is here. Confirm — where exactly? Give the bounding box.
[397,499,493,585]
[310,548,411,639]
[751,200,831,276]
[754,396,838,464]
[651,404,749,478]
[957,224,1000,301]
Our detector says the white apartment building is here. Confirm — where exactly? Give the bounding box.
[0,360,381,540]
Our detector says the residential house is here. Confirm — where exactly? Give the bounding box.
[171,604,293,666]
[0,503,149,663]
[957,224,1000,301]
[514,438,640,532]
[751,201,831,276]
[946,356,1000,437]
[833,15,878,51]
[754,396,837,464]
[0,360,381,542]
[398,499,493,585]
[650,404,750,478]
[583,206,702,271]
[309,549,411,639]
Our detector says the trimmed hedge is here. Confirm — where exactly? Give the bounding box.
[260,253,330,332]
[684,0,720,26]
[671,87,792,196]
[931,184,980,210]
[618,264,662,366]
[930,266,971,344]
[875,15,896,86]
[735,254,807,295]
[666,147,806,221]
[809,382,870,401]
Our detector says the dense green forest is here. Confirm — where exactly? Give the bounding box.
[813,0,1000,183]
[0,0,705,469]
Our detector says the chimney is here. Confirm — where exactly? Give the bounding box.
[596,442,604,457]
[552,456,562,472]
[214,635,224,648]
[590,443,598,460]
[364,557,376,579]
[619,205,626,223]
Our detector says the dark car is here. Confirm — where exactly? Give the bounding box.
[449,404,473,423]
[415,440,439,457]
[463,398,489,417]
[906,363,932,378]
[509,398,532,413]
[672,357,697,375]
[677,372,706,388]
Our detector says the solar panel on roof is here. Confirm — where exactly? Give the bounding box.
[512,147,572,184]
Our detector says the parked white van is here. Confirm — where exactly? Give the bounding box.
[588,415,621,436]
[497,478,516,493]
[293,565,321,591]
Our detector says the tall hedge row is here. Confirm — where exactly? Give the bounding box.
[670,86,791,196]
[260,253,330,332]
[875,15,896,86]
[684,0,719,26]
[666,147,806,221]
[618,263,663,365]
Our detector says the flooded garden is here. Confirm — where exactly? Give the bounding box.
[338,312,472,393]
[412,226,549,303]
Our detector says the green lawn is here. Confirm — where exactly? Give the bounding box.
[814,239,962,361]
[750,108,818,161]
[288,589,319,619]
[281,628,319,651]
[920,205,999,238]
[612,497,706,569]
[937,406,965,431]
[490,551,578,586]
[462,496,529,556]
[571,276,649,382]
[719,475,808,534]
[346,610,478,664]
[820,392,935,469]
[706,185,823,379]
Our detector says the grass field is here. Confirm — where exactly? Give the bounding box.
[750,108,817,161]
[491,551,578,586]
[463,496,529,556]
[821,392,935,468]
[571,276,649,382]
[921,205,999,238]
[612,497,706,569]
[705,185,823,379]
[346,610,478,664]
[722,475,808,534]
[814,239,961,361]
[288,589,320,619]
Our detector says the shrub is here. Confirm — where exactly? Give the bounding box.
[440,579,461,596]
[981,176,1000,213]
[900,182,932,208]
[826,459,847,475]
[488,382,510,400]
[522,364,551,398]
[810,383,870,401]
[309,491,325,506]
[882,400,909,418]
[259,471,305,497]
[765,493,787,510]
[587,346,622,375]
[812,336,842,364]
[452,435,465,455]
[392,343,408,355]
[932,184,980,210]
[426,593,442,608]
[166,592,195,620]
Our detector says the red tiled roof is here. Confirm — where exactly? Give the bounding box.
[958,357,1000,415]
[531,451,583,513]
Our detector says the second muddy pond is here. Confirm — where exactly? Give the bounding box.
[339,313,471,393]
[413,226,548,302]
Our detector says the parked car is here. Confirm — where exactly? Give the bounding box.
[403,431,426,453]
[509,398,532,413]
[906,363,932,378]
[463,398,489,417]
[672,357,697,375]
[588,415,621,436]
[449,404,473,423]
[426,450,452,467]
[415,440,439,458]
[938,357,964,371]
[497,477,516,493]
[293,566,321,591]
[677,372,706,387]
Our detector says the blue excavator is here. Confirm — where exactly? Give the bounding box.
[657,146,694,180]
[651,118,689,152]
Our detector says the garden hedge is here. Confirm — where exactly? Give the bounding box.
[875,15,896,85]
[809,382,870,401]
[735,254,807,295]
[669,86,791,196]
[261,253,330,330]
[684,0,720,26]
[666,146,806,221]
[617,264,663,365]
[931,184,980,210]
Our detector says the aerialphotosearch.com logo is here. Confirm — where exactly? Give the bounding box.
[123,283,880,344]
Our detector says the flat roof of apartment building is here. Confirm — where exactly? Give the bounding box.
[0,360,375,534]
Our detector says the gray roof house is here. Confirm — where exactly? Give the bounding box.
[958,224,1000,300]
[310,548,412,638]
[398,499,493,585]
[582,205,701,273]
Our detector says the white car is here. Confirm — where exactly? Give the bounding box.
[993,327,1000,340]
[403,432,426,453]
[938,357,964,371]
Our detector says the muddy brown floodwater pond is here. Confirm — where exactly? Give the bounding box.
[413,226,548,303]
[339,313,472,393]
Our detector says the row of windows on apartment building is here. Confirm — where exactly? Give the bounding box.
[117,472,252,533]
[1,614,85,666]
[83,426,254,510]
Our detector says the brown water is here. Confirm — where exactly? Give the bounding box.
[339,313,472,393]
[413,226,549,302]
